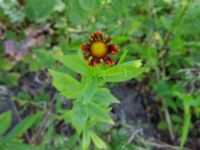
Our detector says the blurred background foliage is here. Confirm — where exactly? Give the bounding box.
[0,0,200,149]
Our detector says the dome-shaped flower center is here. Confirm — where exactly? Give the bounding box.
[90,41,107,58]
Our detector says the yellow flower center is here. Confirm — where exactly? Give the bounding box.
[90,41,107,58]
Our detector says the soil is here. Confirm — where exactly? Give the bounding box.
[111,81,161,138]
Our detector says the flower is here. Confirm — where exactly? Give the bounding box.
[4,40,16,56]
[80,32,119,67]
[4,40,31,62]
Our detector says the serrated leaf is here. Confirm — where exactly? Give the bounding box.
[93,88,119,107]
[59,55,91,76]
[49,70,80,90]
[72,101,88,134]
[102,60,146,82]
[61,87,84,99]
[0,111,12,135]
[82,77,98,104]
[49,70,82,99]
[87,101,113,123]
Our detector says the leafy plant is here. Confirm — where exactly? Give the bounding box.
[50,32,146,149]
[0,0,200,149]
[0,111,12,135]
[0,112,42,150]
[175,92,200,149]
[0,0,25,22]
[24,0,56,21]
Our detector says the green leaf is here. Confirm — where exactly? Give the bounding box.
[23,55,41,71]
[102,60,146,82]
[0,57,14,71]
[82,126,91,150]
[59,55,91,76]
[16,91,32,102]
[0,73,19,85]
[35,49,55,69]
[82,77,98,104]
[93,88,119,107]
[160,15,173,31]
[0,111,12,135]
[143,47,158,69]
[112,36,129,45]
[33,93,50,103]
[72,101,88,134]
[49,70,82,99]
[4,141,40,150]
[171,115,182,123]
[118,49,128,64]
[78,0,101,13]
[24,0,56,21]
[90,132,107,149]
[180,114,191,149]
[157,120,167,130]
[61,87,84,99]
[87,101,113,123]
[67,0,91,25]
[5,112,42,141]
[49,70,80,90]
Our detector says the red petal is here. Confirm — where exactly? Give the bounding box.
[103,56,115,66]
[105,36,112,43]
[80,43,90,53]
[108,44,119,55]
[95,59,102,66]
[89,58,95,66]
[89,37,95,43]
[89,58,102,66]
[99,32,104,41]
[83,53,91,60]
[94,32,99,40]
[90,32,104,42]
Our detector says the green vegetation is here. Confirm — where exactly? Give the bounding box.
[0,0,199,150]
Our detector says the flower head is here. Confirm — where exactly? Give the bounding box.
[80,32,119,67]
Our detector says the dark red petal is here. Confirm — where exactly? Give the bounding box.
[18,0,25,5]
[105,36,112,43]
[90,32,104,42]
[103,56,115,66]
[99,32,104,41]
[89,36,95,43]
[89,58,102,67]
[108,44,119,55]
[95,59,102,66]
[83,53,91,60]
[89,58,96,66]
[90,32,98,42]
[80,43,90,53]
[94,32,99,40]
